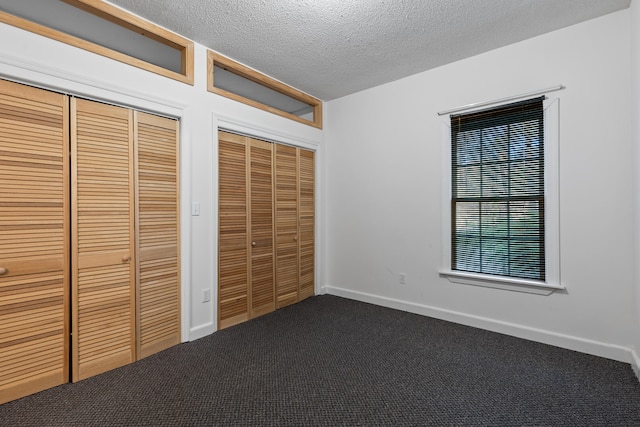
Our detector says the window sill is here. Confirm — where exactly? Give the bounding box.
[439,270,564,295]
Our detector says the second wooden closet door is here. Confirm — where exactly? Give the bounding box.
[274,145,315,307]
[274,144,299,308]
[298,149,315,301]
[135,112,181,359]
[248,138,275,318]
[72,101,180,380]
[218,131,275,329]
[72,99,135,381]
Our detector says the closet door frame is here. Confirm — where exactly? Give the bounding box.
[217,125,317,328]
[0,71,185,397]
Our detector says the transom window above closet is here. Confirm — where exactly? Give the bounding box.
[208,51,323,129]
[0,0,194,84]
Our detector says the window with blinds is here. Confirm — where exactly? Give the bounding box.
[451,97,545,281]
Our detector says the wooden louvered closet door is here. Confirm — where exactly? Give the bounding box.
[274,144,299,308]
[135,112,180,359]
[218,131,275,329]
[72,98,135,381]
[0,80,69,404]
[298,148,315,301]
[248,137,275,318]
[218,132,249,328]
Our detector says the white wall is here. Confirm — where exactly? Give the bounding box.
[632,0,640,372]
[325,10,635,362]
[0,22,324,341]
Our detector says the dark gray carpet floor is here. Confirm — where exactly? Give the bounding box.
[1,295,640,426]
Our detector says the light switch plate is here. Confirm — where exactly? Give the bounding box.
[191,202,200,216]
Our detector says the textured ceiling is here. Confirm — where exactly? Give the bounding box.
[107,0,630,101]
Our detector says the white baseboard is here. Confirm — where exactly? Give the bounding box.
[321,285,634,364]
[631,349,640,381]
[189,322,216,342]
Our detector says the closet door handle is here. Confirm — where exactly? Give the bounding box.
[122,255,131,263]
[293,236,298,242]
[0,267,7,275]
[251,242,256,247]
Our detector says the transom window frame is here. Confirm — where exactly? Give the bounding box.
[0,0,195,85]
[207,50,323,129]
[439,96,562,295]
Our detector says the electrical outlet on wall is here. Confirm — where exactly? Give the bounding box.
[399,273,406,285]
[202,288,210,303]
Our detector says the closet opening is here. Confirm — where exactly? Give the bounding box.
[217,129,315,329]
[0,79,181,403]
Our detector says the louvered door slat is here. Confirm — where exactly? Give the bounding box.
[298,148,315,300]
[135,111,180,359]
[0,79,69,405]
[275,144,299,308]
[218,131,249,328]
[72,99,135,382]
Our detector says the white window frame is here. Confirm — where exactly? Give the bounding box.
[439,98,563,295]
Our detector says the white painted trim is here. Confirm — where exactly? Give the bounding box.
[215,113,320,151]
[322,285,634,363]
[179,114,192,343]
[0,50,186,118]
[317,104,328,298]
[440,119,452,273]
[437,85,565,116]
[439,269,563,295]
[313,138,325,297]
[209,113,220,335]
[543,99,561,288]
[189,322,216,342]
[631,349,640,381]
